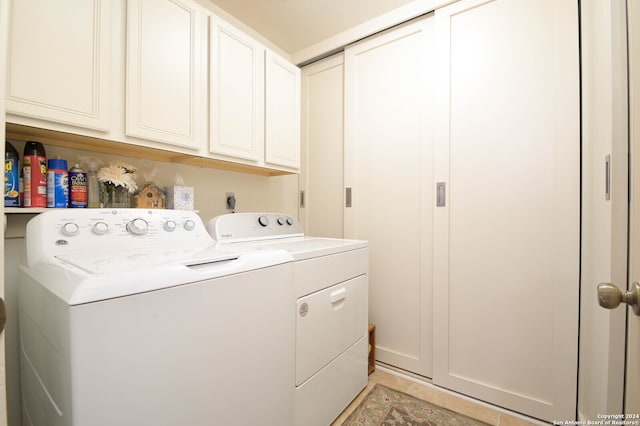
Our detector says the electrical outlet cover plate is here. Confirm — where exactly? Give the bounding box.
[226,192,236,210]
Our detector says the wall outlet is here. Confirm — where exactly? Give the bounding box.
[226,192,236,210]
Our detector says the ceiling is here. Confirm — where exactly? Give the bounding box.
[207,0,415,55]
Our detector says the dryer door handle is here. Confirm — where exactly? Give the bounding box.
[330,288,347,303]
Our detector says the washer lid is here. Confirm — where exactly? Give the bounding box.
[55,244,239,275]
[23,247,294,305]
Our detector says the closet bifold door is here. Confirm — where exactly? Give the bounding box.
[432,0,580,422]
[344,16,435,378]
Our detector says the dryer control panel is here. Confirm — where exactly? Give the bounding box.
[207,213,304,242]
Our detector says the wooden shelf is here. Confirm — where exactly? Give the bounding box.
[6,123,295,177]
[4,208,46,214]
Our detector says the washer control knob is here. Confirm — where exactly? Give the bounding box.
[126,218,149,236]
[92,222,109,235]
[277,217,285,225]
[183,219,196,231]
[164,220,177,232]
[286,217,294,226]
[61,222,80,236]
[258,215,269,227]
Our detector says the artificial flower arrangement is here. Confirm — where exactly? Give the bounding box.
[97,161,138,207]
[97,161,138,193]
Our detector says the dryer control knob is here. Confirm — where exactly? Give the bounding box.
[277,217,285,225]
[164,220,177,232]
[126,218,149,235]
[286,217,294,226]
[184,220,196,231]
[258,215,269,227]
[92,222,109,235]
[61,222,80,236]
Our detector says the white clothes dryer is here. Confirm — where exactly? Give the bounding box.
[19,209,295,426]
[207,212,369,426]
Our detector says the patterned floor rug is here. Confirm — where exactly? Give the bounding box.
[341,383,492,426]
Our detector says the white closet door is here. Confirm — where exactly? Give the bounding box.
[300,53,344,238]
[433,0,580,421]
[578,0,628,419]
[344,17,434,377]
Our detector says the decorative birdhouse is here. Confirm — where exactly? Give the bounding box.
[134,183,166,209]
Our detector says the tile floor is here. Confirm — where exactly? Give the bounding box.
[331,365,546,426]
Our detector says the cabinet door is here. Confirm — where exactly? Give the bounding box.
[209,16,264,162]
[432,0,579,421]
[300,53,344,237]
[265,50,301,170]
[344,17,434,377]
[126,0,205,150]
[6,0,111,131]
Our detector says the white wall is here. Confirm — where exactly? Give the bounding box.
[195,0,291,59]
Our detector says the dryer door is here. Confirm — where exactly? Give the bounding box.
[296,275,367,385]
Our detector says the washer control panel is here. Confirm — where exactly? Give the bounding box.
[26,209,212,262]
[207,213,304,242]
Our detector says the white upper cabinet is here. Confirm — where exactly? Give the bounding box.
[126,0,206,150]
[6,0,301,174]
[6,0,111,131]
[265,50,301,170]
[209,18,300,171]
[209,16,265,162]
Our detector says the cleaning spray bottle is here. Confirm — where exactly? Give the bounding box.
[5,141,20,207]
[86,159,100,208]
[23,141,47,208]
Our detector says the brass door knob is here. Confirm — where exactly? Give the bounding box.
[597,282,640,316]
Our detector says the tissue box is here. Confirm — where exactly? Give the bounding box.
[166,186,194,210]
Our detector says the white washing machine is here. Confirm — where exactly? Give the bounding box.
[207,212,369,426]
[18,208,295,426]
